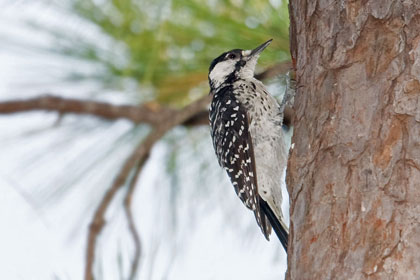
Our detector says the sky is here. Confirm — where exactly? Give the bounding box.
[0,1,289,279]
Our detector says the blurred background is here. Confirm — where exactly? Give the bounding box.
[0,0,291,279]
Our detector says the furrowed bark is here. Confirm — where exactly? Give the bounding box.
[287,1,420,279]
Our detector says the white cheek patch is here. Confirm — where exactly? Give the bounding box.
[209,60,235,88]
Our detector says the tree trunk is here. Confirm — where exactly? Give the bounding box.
[287,1,420,279]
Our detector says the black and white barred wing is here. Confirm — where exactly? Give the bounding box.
[209,90,271,238]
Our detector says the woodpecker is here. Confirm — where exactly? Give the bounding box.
[208,39,289,252]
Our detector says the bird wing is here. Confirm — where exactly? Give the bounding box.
[209,87,271,238]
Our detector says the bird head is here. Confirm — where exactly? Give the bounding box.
[208,39,272,90]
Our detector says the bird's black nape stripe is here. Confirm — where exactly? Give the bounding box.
[259,198,288,253]
[209,53,226,73]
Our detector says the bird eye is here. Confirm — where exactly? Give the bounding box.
[227,53,237,59]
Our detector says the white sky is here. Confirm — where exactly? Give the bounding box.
[0,1,288,279]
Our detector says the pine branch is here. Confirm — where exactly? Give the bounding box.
[124,161,144,280]
[0,63,292,279]
[84,95,210,280]
[84,128,164,280]
[0,95,176,126]
[0,62,291,127]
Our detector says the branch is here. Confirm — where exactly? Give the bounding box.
[0,95,175,126]
[84,95,210,280]
[0,63,291,127]
[124,160,145,280]
[0,64,291,277]
[2,68,292,277]
[0,95,292,129]
[85,127,166,280]
[183,110,209,126]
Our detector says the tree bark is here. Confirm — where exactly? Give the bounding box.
[287,1,420,279]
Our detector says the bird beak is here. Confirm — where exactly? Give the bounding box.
[240,39,273,77]
[249,39,273,57]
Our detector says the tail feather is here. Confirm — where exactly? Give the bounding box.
[259,198,288,253]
